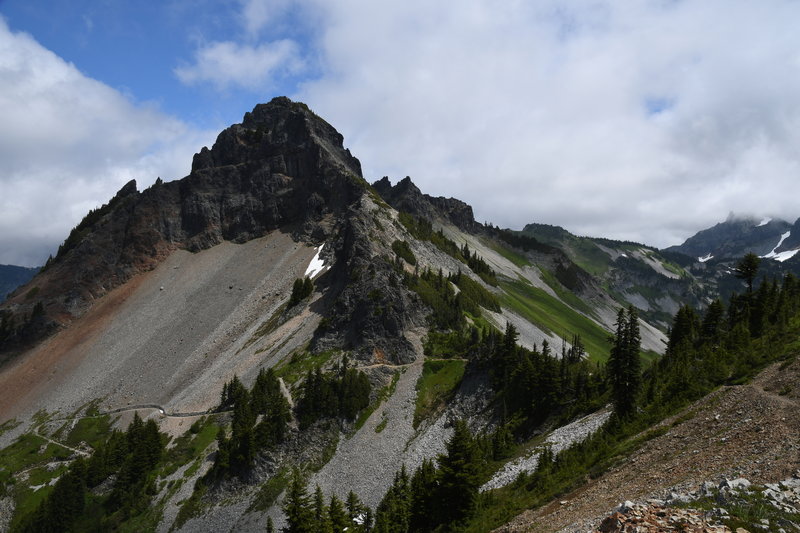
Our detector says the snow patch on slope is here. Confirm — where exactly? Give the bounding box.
[304,244,328,278]
[761,232,798,262]
[769,249,799,262]
[756,217,772,227]
[698,253,714,263]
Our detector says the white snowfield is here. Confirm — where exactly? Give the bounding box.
[698,253,714,263]
[762,231,799,262]
[756,217,772,227]
[304,244,328,278]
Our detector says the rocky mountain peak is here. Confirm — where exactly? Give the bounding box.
[0,97,368,353]
[664,215,793,260]
[372,175,478,232]
[191,97,362,178]
[112,179,138,200]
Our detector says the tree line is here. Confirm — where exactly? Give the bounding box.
[13,413,164,533]
[208,359,370,481]
[210,367,292,480]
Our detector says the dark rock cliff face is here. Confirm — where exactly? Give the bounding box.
[1,97,368,339]
[373,176,479,232]
[311,202,427,364]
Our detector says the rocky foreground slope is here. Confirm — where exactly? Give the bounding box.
[497,356,800,532]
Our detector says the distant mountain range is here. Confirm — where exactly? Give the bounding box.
[0,264,38,303]
[664,214,800,263]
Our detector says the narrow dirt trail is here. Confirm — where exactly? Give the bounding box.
[48,404,232,424]
[30,424,90,458]
[354,357,466,372]
[101,404,225,419]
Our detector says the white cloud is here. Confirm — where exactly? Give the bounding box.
[0,18,214,266]
[239,0,292,37]
[282,0,800,247]
[8,0,800,268]
[175,39,303,91]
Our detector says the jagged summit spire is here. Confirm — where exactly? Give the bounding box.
[191,96,361,179]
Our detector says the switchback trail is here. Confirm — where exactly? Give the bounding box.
[32,425,90,457]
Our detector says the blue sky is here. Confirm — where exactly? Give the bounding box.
[1,0,306,129]
[2,1,800,266]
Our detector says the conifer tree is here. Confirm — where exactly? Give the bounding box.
[409,459,438,532]
[373,466,410,533]
[283,469,313,533]
[343,491,370,532]
[734,252,761,293]
[608,307,641,418]
[231,387,255,472]
[437,419,481,526]
[328,494,349,533]
[666,305,700,357]
[700,299,726,346]
[213,426,230,478]
[345,490,363,522]
[313,485,333,533]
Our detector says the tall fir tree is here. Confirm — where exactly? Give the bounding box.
[734,252,761,293]
[608,306,641,418]
[283,470,313,533]
[436,419,481,526]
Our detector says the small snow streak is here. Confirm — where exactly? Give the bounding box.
[756,217,773,227]
[698,253,713,263]
[305,244,328,278]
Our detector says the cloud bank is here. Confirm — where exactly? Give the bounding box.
[6,1,800,266]
[0,18,213,266]
[182,0,800,248]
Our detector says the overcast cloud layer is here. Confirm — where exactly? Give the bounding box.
[3,1,800,266]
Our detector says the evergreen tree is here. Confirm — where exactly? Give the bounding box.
[734,252,761,293]
[212,426,230,478]
[328,494,349,533]
[251,367,271,415]
[700,299,726,346]
[409,459,438,532]
[313,485,333,533]
[283,470,313,533]
[288,277,314,307]
[254,368,291,449]
[221,374,246,408]
[343,491,370,532]
[666,305,700,357]
[231,388,256,473]
[373,466,410,533]
[436,419,481,526]
[22,458,87,532]
[608,307,641,418]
